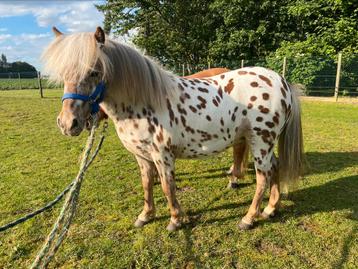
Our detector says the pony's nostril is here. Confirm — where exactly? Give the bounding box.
[57,117,63,128]
[70,119,79,130]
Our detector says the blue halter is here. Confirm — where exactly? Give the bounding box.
[61,81,106,114]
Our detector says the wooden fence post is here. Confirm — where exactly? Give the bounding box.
[182,64,185,76]
[282,57,287,78]
[241,59,244,68]
[334,52,342,101]
[37,71,43,98]
[18,72,22,90]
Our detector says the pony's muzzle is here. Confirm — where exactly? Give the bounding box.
[57,113,83,136]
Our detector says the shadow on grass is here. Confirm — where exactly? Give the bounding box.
[177,167,256,181]
[177,167,225,176]
[305,151,358,175]
[331,225,358,269]
[176,151,357,268]
[286,174,358,269]
[182,227,203,268]
[177,151,357,179]
[286,175,357,217]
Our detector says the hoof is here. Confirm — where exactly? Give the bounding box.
[261,211,271,220]
[134,218,150,228]
[226,169,233,175]
[227,182,239,189]
[261,208,278,220]
[238,220,253,230]
[167,221,181,232]
[261,211,275,220]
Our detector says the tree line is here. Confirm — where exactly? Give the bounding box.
[0,53,37,76]
[96,0,358,94]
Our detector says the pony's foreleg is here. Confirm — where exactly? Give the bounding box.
[239,146,274,230]
[152,153,182,231]
[227,141,246,189]
[134,155,156,228]
[262,154,280,219]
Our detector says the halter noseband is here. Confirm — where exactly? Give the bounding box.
[61,81,106,114]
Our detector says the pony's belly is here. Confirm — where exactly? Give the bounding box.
[175,139,233,159]
[115,125,153,160]
[120,139,152,160]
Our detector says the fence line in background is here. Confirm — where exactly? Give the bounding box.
[177,53,357,100]
[334,52,342,101]
[0,71,62,97]
[1,53,358,100]
[282,56,287,78]
[37,71,43,98]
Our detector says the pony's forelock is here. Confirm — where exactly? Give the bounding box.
[42,33,102,83]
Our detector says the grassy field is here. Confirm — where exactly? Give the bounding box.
[0,89,357,268]
[0,78,58,90]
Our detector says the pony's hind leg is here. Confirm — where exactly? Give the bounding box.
[134,155,156,228]
[238,143,274,230]
[262,153,280,219]
[152,153,182,231]
[227,141,247,189]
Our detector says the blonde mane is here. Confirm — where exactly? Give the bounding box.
[42,32,175,107]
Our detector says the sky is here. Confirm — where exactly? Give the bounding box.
[0,0,106,71]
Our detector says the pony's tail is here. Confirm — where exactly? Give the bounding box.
[278,83,304,193]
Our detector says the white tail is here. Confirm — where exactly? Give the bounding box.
[278,84,304,192]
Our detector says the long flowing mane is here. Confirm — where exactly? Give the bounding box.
[42,32,175,107]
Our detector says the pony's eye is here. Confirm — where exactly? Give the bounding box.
[90,71,99,77]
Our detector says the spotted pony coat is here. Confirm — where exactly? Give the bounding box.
[49,27,302,231]
[95,67,246,186]
[101,67,295,230]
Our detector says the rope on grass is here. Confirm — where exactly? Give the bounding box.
[30,118,108,269]
[0,116,108,268]
[0,120,107,235]
[0,182,74,232]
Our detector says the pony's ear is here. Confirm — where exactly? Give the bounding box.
[94,26,105,44]
[52,26,63,37]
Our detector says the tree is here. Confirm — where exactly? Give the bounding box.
[0,53,7,67]
[96,0,222,72]
[96,0,315,70]
[265,0,358,94]
[0,53,37,76]
[207,0,302,67]
[97,0,358,86]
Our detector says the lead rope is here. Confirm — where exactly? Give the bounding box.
[0,120,107,234]
[29,117,108,269]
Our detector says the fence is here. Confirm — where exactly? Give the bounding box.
[174,53,358,98]
[0,71,59,91]
[1,53,358,99]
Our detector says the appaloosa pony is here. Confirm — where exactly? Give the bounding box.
[93,67,246,187]
[43,27,304,231]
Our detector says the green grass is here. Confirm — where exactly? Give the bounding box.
[0,89,357,269]
[0,78,58,90]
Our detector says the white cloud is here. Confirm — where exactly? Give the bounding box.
[0,45,13,51]
[0,34,11,42]
[19,33,51,41]
[0,1,105,71]
[0,33,52,70]
[0,1,104,33]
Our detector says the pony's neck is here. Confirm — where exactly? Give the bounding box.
[103,41,176,109]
